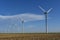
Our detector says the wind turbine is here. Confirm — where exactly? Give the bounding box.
[21,18,24,33]
[8,24,17,33]
[39,6,52,33]
[17,17,24,33]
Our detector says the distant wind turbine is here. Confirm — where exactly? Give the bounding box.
[17,17,24,33]
[39,6,52,33]
[20,18,24,33]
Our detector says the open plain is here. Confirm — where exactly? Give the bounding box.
[0,33,60,40]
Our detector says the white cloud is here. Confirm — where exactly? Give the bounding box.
[0,13,44,22]
[0,15,15,19]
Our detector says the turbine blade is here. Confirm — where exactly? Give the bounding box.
[47,8,52,13]
[39,6,46,12]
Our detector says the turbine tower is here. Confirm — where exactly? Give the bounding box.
[39,6,52,33]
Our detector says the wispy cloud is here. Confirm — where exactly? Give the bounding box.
[0,13,44,22]
[0,13,45,33]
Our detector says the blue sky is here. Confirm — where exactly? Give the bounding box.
[0,0,60,33]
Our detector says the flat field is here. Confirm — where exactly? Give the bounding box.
[0,33,60,40]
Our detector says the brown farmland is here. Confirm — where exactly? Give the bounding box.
[0,33,60,40]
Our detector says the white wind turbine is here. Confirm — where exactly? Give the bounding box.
[17,17,24,33]
[20,18,24,33]
[39,6,52,33]
[21,18,24,33]
[8,24,18,33]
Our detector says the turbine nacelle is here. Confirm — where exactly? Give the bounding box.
[44,12,47,14]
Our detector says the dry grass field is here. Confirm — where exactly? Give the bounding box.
[0,33,60,40]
